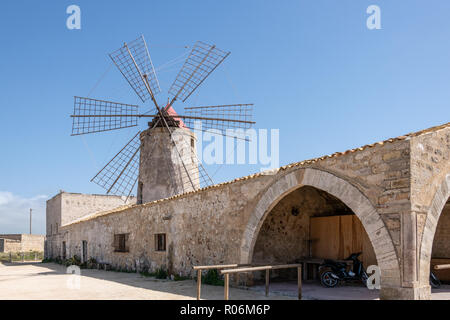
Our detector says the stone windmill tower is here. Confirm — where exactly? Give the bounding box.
[70,35,255,204]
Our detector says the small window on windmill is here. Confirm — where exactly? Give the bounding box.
[113,234,129,253]
[137,182,143,205]
[155,234,166,252]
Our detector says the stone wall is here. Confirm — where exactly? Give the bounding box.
[0,239,21,253]
[138,127,199,204]
[411,125,450,289]
[0,235,44,252]
[20,235,45,252]
[46,192,135,258]
[60,144,406,283]
[53,123,450,299]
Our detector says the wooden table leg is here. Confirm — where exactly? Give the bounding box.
[265,269,270,297]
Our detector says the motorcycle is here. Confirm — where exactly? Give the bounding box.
[318,252,368,288]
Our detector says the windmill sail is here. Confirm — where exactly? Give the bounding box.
[168,41,230,104]
[182,104,254,132]
[91,131,141,198]
[71,97,139,136]
[109,35,160,103]
[71,36,255,200]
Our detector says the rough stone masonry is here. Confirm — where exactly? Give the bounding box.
[46,122,450,300]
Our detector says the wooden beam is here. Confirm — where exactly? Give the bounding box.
[221,264,303,274]
[193,264,239,270]
[434,264,450,270]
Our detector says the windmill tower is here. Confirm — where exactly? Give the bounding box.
[71,36,255,203]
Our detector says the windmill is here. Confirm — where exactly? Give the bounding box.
[71,35,255,203]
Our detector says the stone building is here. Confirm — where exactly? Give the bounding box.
[0,234,45,253]
[46,122,450,300]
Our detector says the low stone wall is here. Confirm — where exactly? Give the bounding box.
[0,235,45,253]
[0,239,21,253]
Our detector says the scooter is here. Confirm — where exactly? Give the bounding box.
[319,252,368,288]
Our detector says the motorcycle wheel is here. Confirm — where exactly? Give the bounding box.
[321,271,339,288]
[430,272,441,289]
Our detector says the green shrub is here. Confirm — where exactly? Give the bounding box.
[174,274,190,281]
[140,270,156,277]
[202,269,224,286]
[155,267,168,279]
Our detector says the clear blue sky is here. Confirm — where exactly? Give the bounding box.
[0,0,449,234]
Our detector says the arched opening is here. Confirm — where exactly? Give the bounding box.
[248,185,379,299]
[430,197,450,293]
[240,168,402,299]
[418,174,450,299]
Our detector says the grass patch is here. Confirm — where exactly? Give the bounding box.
[0,251,43,262]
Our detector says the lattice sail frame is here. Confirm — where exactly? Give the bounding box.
[71,97,139,136]
[183,104,254,132]
[109,35,160,103]
[91,131,141,197]
[73,36,255,199]
[168,41,230,104]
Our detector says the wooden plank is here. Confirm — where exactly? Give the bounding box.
[221,264,303,274]
[310,216,340,260]
[340,215,353,259]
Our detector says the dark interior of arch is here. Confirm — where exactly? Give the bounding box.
[431,198,450,284]
[250,185,377,284]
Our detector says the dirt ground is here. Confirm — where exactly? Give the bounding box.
[0,262,448,300]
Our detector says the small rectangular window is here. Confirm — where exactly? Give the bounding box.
[155,234,166,252]
[114,234,129,253]
[137,182,143,205]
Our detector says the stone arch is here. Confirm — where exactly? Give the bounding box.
[240,167,401,287]
[418,174,450,284]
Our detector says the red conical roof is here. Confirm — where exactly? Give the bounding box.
[164,103,187,129]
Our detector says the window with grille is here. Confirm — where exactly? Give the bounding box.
[114,234,129,252]
[155,234,166,252]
